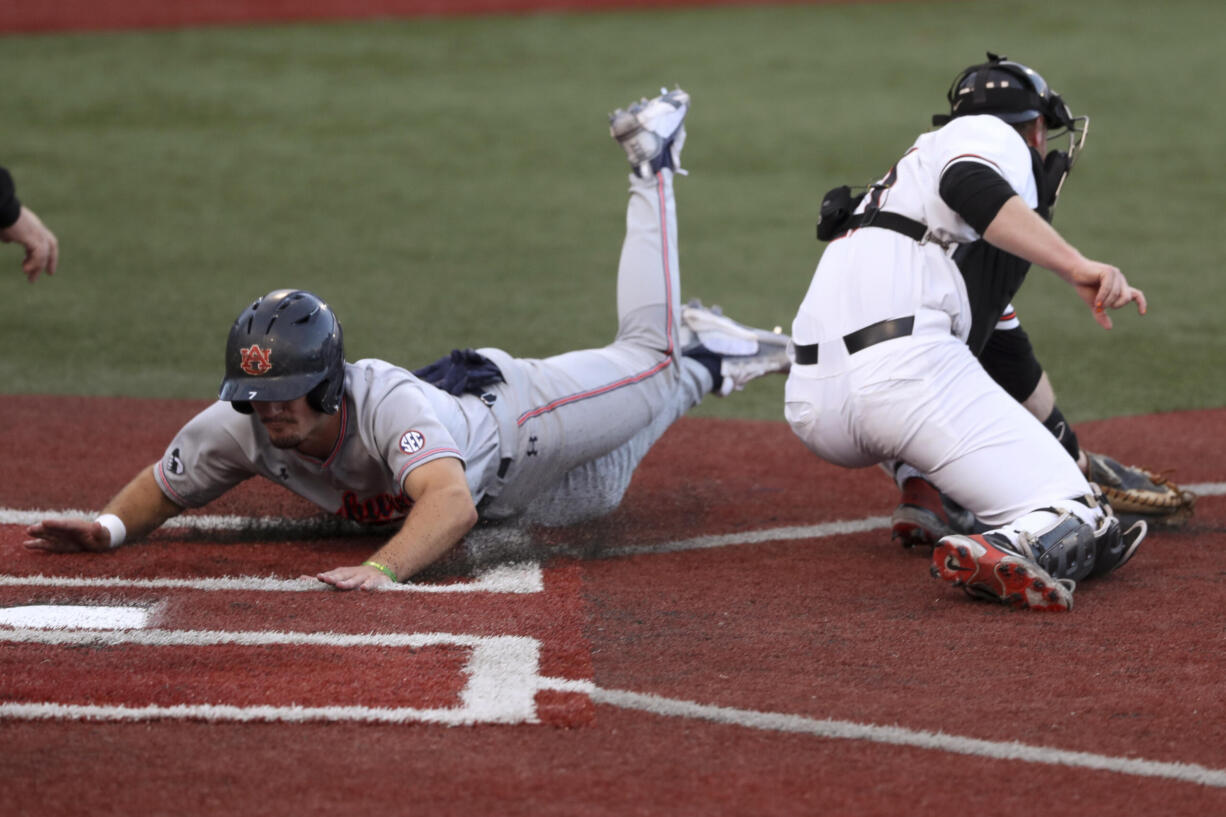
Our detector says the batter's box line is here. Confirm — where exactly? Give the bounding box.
[3,656,1224,790]
[0,562,544,594]
[587,687,1226,790]
[0,628,553,726]
[532,680,1226,789]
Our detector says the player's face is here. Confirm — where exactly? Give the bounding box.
[252,397,330,451]
[1020,119,1049,157]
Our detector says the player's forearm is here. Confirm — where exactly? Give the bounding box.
[367,484,478,581]
[102,465,184,543]
[982,196,1086,282]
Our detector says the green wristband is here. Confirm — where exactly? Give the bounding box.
[363,560,399,583]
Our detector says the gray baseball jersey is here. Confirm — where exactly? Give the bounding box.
[156,359,501,524]
[156,169,712,528]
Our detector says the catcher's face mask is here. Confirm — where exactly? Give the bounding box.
[1043,111,1089,208]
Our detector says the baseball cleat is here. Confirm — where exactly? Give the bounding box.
[932,532,1075,612]
[891,476,982,549]
[680,299,791,395]
[717,342,791,395]
[681,299,785,356]
[610,87,690,178]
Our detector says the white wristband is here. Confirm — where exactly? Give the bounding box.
[96,513,127,549]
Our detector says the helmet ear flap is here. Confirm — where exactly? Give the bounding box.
[1043,91,1074,131]
[306,378,338,414]
[305,353,346,414]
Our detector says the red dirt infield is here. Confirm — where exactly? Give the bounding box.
[2,395,1225,815]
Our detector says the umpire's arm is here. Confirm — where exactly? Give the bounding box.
[24,465,184,552]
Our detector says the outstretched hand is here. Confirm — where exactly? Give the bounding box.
[1069,260,1147,329]
[308,564,395,591]
[1,206,59,282]
[24,518,112,552]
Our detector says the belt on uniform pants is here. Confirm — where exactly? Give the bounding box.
[792,316,915,366]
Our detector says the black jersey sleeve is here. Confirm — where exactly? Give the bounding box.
[0,166,21,229]
[938,160,1017,235]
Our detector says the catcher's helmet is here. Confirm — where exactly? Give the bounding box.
[218,289,345,415]
[933,52,1075,130]
[935,52,1089,209]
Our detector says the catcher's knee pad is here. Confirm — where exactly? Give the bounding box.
[1023,512,1099,582]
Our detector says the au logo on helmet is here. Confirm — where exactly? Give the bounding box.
[239,344,273,376]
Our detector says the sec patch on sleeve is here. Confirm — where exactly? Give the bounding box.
[399,430,426,455]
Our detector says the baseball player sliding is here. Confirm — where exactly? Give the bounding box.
[787,54,1148,612]
[24,87,791,588]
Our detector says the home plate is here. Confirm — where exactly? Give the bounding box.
[0,605,149,630]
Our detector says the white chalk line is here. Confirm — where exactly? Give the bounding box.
[1,626,1221,789]
[4,479,1221,568]
[0,562,543,594]
[0,627,543,726]
[0,513,896,591]
[583,686,1226,789]
[0,508,369,535]
[603,516,891,557]
[1,627,519,649]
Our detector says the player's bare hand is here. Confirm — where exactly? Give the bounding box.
[1,206,59,282]
[1068,260,1146,330]
[311,564,394,591]
[24,518,111,552]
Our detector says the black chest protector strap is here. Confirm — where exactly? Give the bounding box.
[842,210,927,242]
[816,183,928,243]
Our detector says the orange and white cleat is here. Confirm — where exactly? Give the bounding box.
[932,532,1075,612]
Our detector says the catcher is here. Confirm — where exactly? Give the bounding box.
[889,308,1199,548]
[887,61,1195,546]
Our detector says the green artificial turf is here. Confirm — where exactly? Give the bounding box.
[1,0,1221,423]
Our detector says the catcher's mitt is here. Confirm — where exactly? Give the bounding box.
[1084,450,1197,526]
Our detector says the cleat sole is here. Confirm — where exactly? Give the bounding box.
[932,535,1073,612]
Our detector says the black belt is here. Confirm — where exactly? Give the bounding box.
[793,316,916,365]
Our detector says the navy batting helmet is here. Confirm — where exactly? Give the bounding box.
[934,52,1075,130]
[218,289,345,415]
